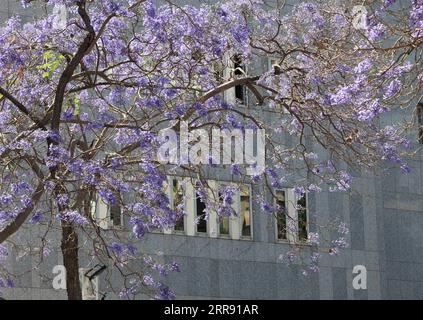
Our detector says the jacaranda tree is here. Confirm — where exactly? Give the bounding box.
[0,0,421,299]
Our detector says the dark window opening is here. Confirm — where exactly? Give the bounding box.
[110,203,122,227]
[172,179,185,232]
[196,190,207,234]
[232,54,247,104]
[240,186,251,238]
[276,190,287,240]
[218,191,230,236]
[297,195,308,241]
[213,63,224,84]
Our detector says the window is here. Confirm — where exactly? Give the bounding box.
[218,191,230,237]
[213,62,225,84]
[160,178,254,240]
[275,190,287,240]
[274,189,309,243]
[172,179,185,232]
[109,203,122,227]
[79,268,99,300]
[267,57,291,113]
[240,185,252,238]
[232,54,247,105]
[195,183,208,234]
[90,198,97,221]
[297,194,308,241]
[418,103,423,144]
[90,194,122,229]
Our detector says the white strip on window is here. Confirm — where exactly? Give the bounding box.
[79,268,99,300]
[207,180,219,238]
[240,185,252,239]
[184,179,196,236]
[163,177,172,235]
[286,188,298,242]
[96,197,109,230]
[230,184,241,240]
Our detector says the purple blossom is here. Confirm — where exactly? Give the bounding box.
[143,275,155,287]
[307,232,320,245]
[279,251,297,265]
[132,222,148,239]
[307,184,321,193]
[170,261,180,272]
[311,252,320,263]
[0,194,13,206]
[384,0,396,7]
[261,201,276,214]
[367,23,386,41]
[99,189,117,205]
[56,194,69,207]
[230,164,242,176]
[11,181,32,194]
[155,285,175,300]
[43,247,51,257]
[29,212,44,224]
[337,222,349,235]
[59,211,88,225]
[383,79,401,99]
[401,165,411,174]
[0,278,14,288]
[293,186,305,197]
[332,237,348,249]
[354,59,372,74]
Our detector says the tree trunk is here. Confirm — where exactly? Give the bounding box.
[61,221,82,300]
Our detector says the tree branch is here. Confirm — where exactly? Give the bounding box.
[50,0,96,132]
[0,182,44,244]
[0,86,47,130]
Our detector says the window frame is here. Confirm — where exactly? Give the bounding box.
[160,178,254,240]
[239,184,253,240]
[274,188,309,244]
[165,176,187,235]
[274,189,288,242]
[266,57,291,114]
[224,54,249,107]
[91,195,123,230]
[194,184,209,236]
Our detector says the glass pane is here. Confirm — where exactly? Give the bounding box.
[233,54,246,104]
[219,217,230,235]
[240,186,251,237]
[235,85,245,102]
[110,204,121,226]
[218,191,229,236]
[276,190,287,240]
[173,179,185,232]
[196,190,207,233]
[297,195,308,241]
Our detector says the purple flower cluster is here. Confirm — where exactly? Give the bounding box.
[58,211,88,225]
